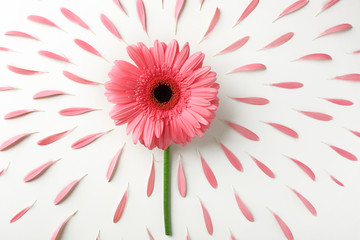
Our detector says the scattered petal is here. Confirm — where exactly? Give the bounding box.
[297,110,333,121]
[147,155,155,197]
[54,174,87,205]
[51,211,77,240]
[38,50,70,63]
[269,82,303,89]
[0,47,12,52]
[113,0,127,15]
[217,140,243,172]
[329,174,344,187]
[71,130,112,149]
[37,128,74,146]
[215,36,250,55]
[59,107,97,116]
[33,90,68,99]
[326,144,357,161]
[5,31,39,40]
[274,0,308,22]
[315,24,352,39]
[296,53,332,61]
[74,39,104,59]
[106,144,124,182]
[233,189,254,221]
[63,71,100,85]
[199,199,213,235]
[231,97,269,105]
[262,32,294,49]
[270,211,294,240]
[224,121,259,141]
[264,122,298,138]
[174,0,185,34]
[200,8,220,42]
[100,14,123,41]
[316,0,339,16]
[233,0,259,27]
[230,63,266,73]
[7,65,41,75]
[289,187,317,216]
[0,162,10,176]
[10,201,36,223]
[334,74,360,82]
[4,109,38,120]
[323,98,353,106]
[146,227,155,240]
[24,159,60,182]
[285,156,315,181]
[113,185,128,223]
[0,86,16,91]
[27,15,61,30]
[250,155,275,178]
[199,151,218,189]
[136,0,147,34]
[0,132,35,151]
[348,129,360,138]
[60,8,90,30]
[177,155,187,197]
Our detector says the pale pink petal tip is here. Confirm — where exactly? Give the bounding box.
[51,211,78,240]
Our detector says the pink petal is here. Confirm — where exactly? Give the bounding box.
[218,141,243,172]
[106,145,124,182]
[51,211,77,240]
[199,151,218,189]
[285,156,315,181]
[224,121,259,141]
[38,50,70,63]
[232,97,269,105]
[316,0,339,16]
[326,144,357,161]
[177,155,187,197]
[323,98,353,106]
[71,131,111,149]
[230,63,266,73]
[199,200,213,235]
[298,110,333,121]
[37,128,74,146]
[249,155,275,178]
[24,160,59,182]
[296,53,332,60]
[269,82,303,89]
[334,74,360,82]
[136,0,147,33]
[264,122,298,138]
[59,107,97,116]
[4,109,38,119]
[63,71,100,85]
[329,174,344,187]
[274,0,308,22]
[315,24,352,39]
[100,14,123,40]
[233,189,254,221]
[7,65,41,75]
[233,0,259,26]
[174,0,185,33]
[289,188,317,216]
[216,36,250,55]
[113,0,127,15]
[147,155,155,197]
[27,15,61,29]
[54,175,86,205]
[113,185,128,223]
[60,8,90,30]
[0,86,16,91]
[200,8,220,42]
[33,90,68,99]
[74,39,104,59]
[5,31,39,40]
[262,32,294,49]
[10,201,36,223]
[270,211,294,240]
[0,132,34,151]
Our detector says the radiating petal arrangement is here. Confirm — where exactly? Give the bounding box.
[0,0,359,239]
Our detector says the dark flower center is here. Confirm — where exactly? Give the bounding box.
[153,84,173,103]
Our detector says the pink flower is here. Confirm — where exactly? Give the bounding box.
[105,40,219,150]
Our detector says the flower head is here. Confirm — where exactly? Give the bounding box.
[105,40,219,150]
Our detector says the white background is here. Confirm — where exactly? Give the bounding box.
[0,0,360,239]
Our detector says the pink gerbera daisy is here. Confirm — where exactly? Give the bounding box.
[105,39,219,150]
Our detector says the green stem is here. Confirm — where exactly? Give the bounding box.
[164,146,171,235]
